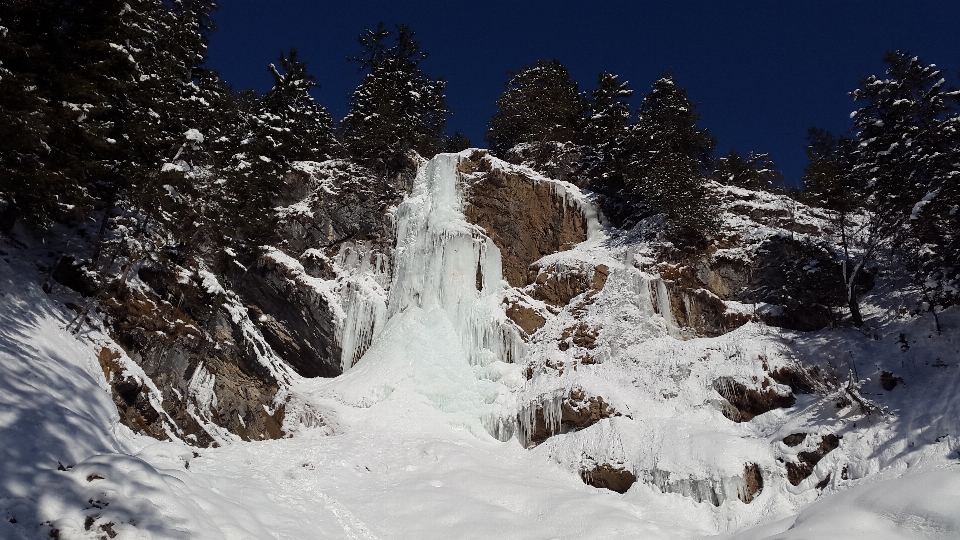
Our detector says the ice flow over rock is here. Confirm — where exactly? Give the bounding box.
[325,153,526,439]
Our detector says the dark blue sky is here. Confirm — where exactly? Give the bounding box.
[207,1,960,185]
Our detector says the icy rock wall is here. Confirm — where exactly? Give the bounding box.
[618,268,679,332]
[516,391,569,447]
[641,468,751,507]
[332,242,390,371]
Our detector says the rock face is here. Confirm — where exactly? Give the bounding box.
[103,265,288,446]
[230,161,405,379]
[520,389,621,446]
[650,234,869,334]
[741,463,764,503]
[581,464,636,494]
[237,253,342,378]
[502,141,584,186]
[275,161,405,256]
[459,150,588,288]
[712,376,797,422]
[0,196,16,232]
[504,300,547,336]
[638,184,879,335]
[527,263,608,307]
[647,260,752,337]
[785,434,841,486]
[74,158,403,445]
[96,347,169,441]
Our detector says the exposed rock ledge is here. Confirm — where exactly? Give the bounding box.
[459,150,588,288]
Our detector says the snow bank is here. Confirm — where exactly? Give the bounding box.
[723,467,960,539]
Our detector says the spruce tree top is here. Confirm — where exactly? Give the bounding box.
[486,59,587,155]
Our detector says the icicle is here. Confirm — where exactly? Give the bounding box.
[330,240,392,371]
[337,279,388,370]
[481,412,516,442]
[645,276,679,333]
[516,392,565,447]
[638,468,750,507]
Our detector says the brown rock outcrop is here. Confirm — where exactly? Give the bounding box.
[558,323,600,352]
[104,265,288,446]
[591,264,610,290]
[785,434,841,486]
[657,263,753,337]
[96,347,168,441]
[581,464,636,494]
[504,300,547,336]
[741,463,764,503]
[528,263,609,307]
[769,365,826,395]
[713,376,796,422]
[459,151,588,288]
[522,389,620,445]
[782,433,807,447]
[529,267,589,306]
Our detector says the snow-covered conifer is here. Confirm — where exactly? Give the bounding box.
[486,59,587,156]
[581,72,634,194]
[713,150,785,193]
[340,23,449,174]
[849,51,960,316]
[629,75,718,235]
[260,48,338,162]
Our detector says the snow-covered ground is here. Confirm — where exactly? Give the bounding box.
[2,153,959,539]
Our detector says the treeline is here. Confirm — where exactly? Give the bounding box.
[485,55,960,319]
[1,6,958,321]
[0,5,456,259]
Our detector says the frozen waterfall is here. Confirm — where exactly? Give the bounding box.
[326,153,526,439]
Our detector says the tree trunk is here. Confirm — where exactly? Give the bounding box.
[848,292,863,327]
[842,257,865,328]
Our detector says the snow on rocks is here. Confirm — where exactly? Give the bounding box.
[3,152,960,539]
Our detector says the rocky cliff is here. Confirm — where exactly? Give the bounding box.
[36,150,885,504]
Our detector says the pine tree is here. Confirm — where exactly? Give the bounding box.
[629,75,717,235]
[116,0,220,218]
[0,0,128,228]
[799,127,876,326]
[0,3,57,229]
[800,128,860,211]
[713,150,785,192]
[340,23,449,174]
[848,51,960,322]
[582,72,633,194]
[442,131,472,153]
[259,48,338,162]
[486,59,587,156]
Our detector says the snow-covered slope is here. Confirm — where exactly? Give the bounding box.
[2,151,959,539]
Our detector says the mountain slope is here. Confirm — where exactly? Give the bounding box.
[2,151,959,539]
